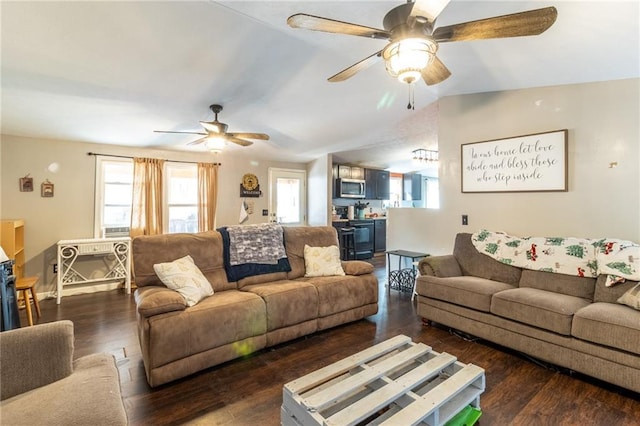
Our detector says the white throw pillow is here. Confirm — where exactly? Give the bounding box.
[304,245,345,277]
[153,255,213,306]
[617,283,640,311]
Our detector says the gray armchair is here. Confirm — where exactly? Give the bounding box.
[0,320,127,425]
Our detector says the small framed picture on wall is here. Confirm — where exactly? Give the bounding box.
[19,176,33,192]
[41,181,54,197]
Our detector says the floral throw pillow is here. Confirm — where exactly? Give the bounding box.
[304,245,345,277]
[153,255,213,306]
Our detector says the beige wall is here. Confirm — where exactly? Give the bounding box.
[389,79,640,255]
[0,135,305,294]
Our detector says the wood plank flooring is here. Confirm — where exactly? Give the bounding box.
[29,255,640,425]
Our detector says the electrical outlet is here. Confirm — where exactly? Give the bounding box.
[462,215,468,226]
[53,263,58,273]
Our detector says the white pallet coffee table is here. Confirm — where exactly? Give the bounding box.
[282,335,485,426]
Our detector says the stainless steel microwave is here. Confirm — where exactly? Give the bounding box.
[336,178,366,198]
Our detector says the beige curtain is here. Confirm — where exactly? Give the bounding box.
[130,157,165,237]
[197,162,220,232]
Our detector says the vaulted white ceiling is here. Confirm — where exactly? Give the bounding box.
[2,1,638,172]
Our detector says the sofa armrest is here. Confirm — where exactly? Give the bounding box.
[135,286,187,318]
[342,260,374,276]
[418,255,462,278]
[0,320,74,400]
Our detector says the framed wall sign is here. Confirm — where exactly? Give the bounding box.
[461,129,568,193]
[41,180,54,197]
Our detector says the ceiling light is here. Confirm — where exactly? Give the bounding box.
[206,137,226,153]
[411,149,438,164]
[382,38,437,84]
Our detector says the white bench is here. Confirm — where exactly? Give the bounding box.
[282,335,485,426]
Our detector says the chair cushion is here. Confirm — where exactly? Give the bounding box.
[519,269,595,300]
[491,288,591,335]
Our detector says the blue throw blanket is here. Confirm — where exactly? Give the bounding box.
[217,225,291,282]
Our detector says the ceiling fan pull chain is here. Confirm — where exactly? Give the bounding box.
[407,84,415,110]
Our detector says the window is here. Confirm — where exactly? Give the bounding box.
[94,157,134,238]
[94,157,198,237]
[165,163,198,233]
[424,177,440,209]
[268,168,306,225]
[388,174,403,207]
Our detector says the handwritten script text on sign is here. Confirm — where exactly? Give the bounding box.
[462,131,566,192]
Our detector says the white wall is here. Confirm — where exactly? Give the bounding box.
[307,154,332,226]
[0,135,306,294]
[389,79,640,256]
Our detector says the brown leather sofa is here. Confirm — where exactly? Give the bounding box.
[132,226,378,387]
[416,233,640,393]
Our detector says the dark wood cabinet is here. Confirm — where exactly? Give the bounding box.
[374,219,386,252]
[403,173,422,200]
[365,169,390,200]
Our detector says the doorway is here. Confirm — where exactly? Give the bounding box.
[268,168,307,225]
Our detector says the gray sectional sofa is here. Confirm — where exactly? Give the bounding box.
[132,226,378,387]
[416,233,640,393]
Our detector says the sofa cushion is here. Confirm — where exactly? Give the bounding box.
[593,275,639,303]
[284,226,341,279]
[491,288,591,335]
[242,281,319,331]
[453,233,521,285]
[132,231,235,292]
[304,245,345,277]
[416,275,515,312]
[342,260,374,276]
[298,274,378,317]
[572,303,640,355]
[519,269,595,300]
[153,255,214,306]
[147,290,266,368]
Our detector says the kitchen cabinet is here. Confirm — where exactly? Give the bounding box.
[335,164,364,179]
[374,219,386,252]
[365,169,390,200]
[403,173,422,200]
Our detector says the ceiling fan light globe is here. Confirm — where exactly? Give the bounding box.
[206,137,226,153]
[382,38,436,84]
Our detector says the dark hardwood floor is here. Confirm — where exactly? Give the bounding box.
[29,255,640,425]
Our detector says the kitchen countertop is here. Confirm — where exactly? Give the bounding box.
[332,217,386,222]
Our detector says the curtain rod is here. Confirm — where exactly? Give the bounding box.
[86,152,221,165]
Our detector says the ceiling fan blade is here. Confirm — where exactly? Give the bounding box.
[287,13,390,40]
[154,130,207,136]
[421,56,451,85]
[186,137,209,146]
[227,132,270,141]
[200,121,227,133]
[328,50,383,82]
[433,7,558,42]
[227,136,253,147]
[409,0,451,24]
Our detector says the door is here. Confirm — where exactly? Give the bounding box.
[268,168,306,225]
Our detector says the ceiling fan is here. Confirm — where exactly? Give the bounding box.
[287,0,557,86]
[154,104,269,151]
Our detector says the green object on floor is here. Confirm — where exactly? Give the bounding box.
[444,405,482,426]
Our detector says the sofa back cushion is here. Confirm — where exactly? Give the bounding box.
[453,233,521,285]
[284,226,340,280]
[132,231,236,292]
[519,269,595,300]
[593,275,639,303]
